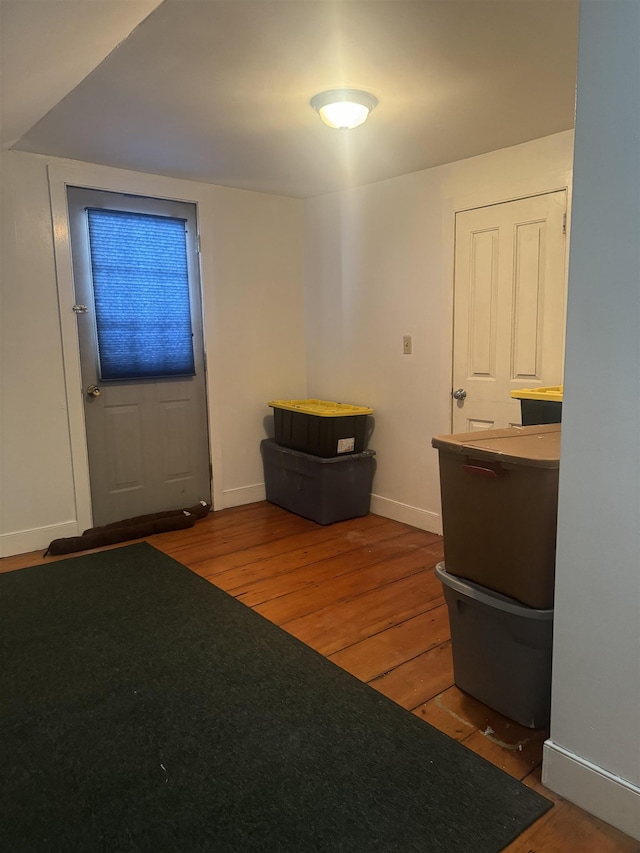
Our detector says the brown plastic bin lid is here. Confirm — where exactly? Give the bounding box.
[431,423,560,468]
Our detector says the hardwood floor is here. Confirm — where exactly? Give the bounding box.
[2,502,637,852]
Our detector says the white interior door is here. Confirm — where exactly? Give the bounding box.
[67,187,212,526]
[452,191,567,433]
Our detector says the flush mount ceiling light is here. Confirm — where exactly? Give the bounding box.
[310,89,378,129]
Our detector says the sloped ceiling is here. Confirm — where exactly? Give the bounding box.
[0,0,162,149]
[1,0,579,198]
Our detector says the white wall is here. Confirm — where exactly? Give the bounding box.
[542,2,640,841]
[304,131,574,532]
[0,150,306,556]
[0,151,78,551]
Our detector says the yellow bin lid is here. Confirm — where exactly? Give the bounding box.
[510,385,563,402]
[269,398,373,417]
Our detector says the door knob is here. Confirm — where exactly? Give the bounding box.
[452,388,467,400]
[86,384,102,398]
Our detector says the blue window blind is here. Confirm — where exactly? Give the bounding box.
[86,209,195,381]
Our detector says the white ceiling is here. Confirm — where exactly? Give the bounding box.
[1,0,579,198]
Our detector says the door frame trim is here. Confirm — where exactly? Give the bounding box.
[444,174,573,433]
[48,162,220,533]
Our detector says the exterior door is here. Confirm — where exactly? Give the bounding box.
[67,187,211,526]
[452,191,567,433]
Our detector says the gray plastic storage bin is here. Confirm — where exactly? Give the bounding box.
[261,438,376,524]
[436,563,553,728]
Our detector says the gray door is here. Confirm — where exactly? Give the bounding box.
[67,187,211,526]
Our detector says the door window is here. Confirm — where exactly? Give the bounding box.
[86,208,195,381]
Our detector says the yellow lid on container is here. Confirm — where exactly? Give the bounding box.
[269,398,373,417]
[510,385,563,402]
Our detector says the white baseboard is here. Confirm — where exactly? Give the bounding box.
[543,740,640,841]
[221,483,266,509]
[369,494,442,534]
[0,521,80,559]
[218,486,442,535]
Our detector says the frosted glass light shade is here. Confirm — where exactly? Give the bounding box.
[310,89,378,129]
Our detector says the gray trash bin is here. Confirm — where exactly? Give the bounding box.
[436,563,553,728]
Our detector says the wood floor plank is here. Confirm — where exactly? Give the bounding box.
[172,515,325,568]
[413,684,543,747]
[159,508,316,559]
[459,727,546,781]
[506,792,640,853]
[267,568,444,656]
[176,501,284,533]
[513,767,640,852]
[328,604,450,681]
[412,686,478,741]
[517,769,640,852]
[250,544,442,625]
[193,514,389,576]
[206,533,356,588]
[237,529,441,607]
[413,686,548,779]
[368,641,453,710]
[211,520,419,593]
